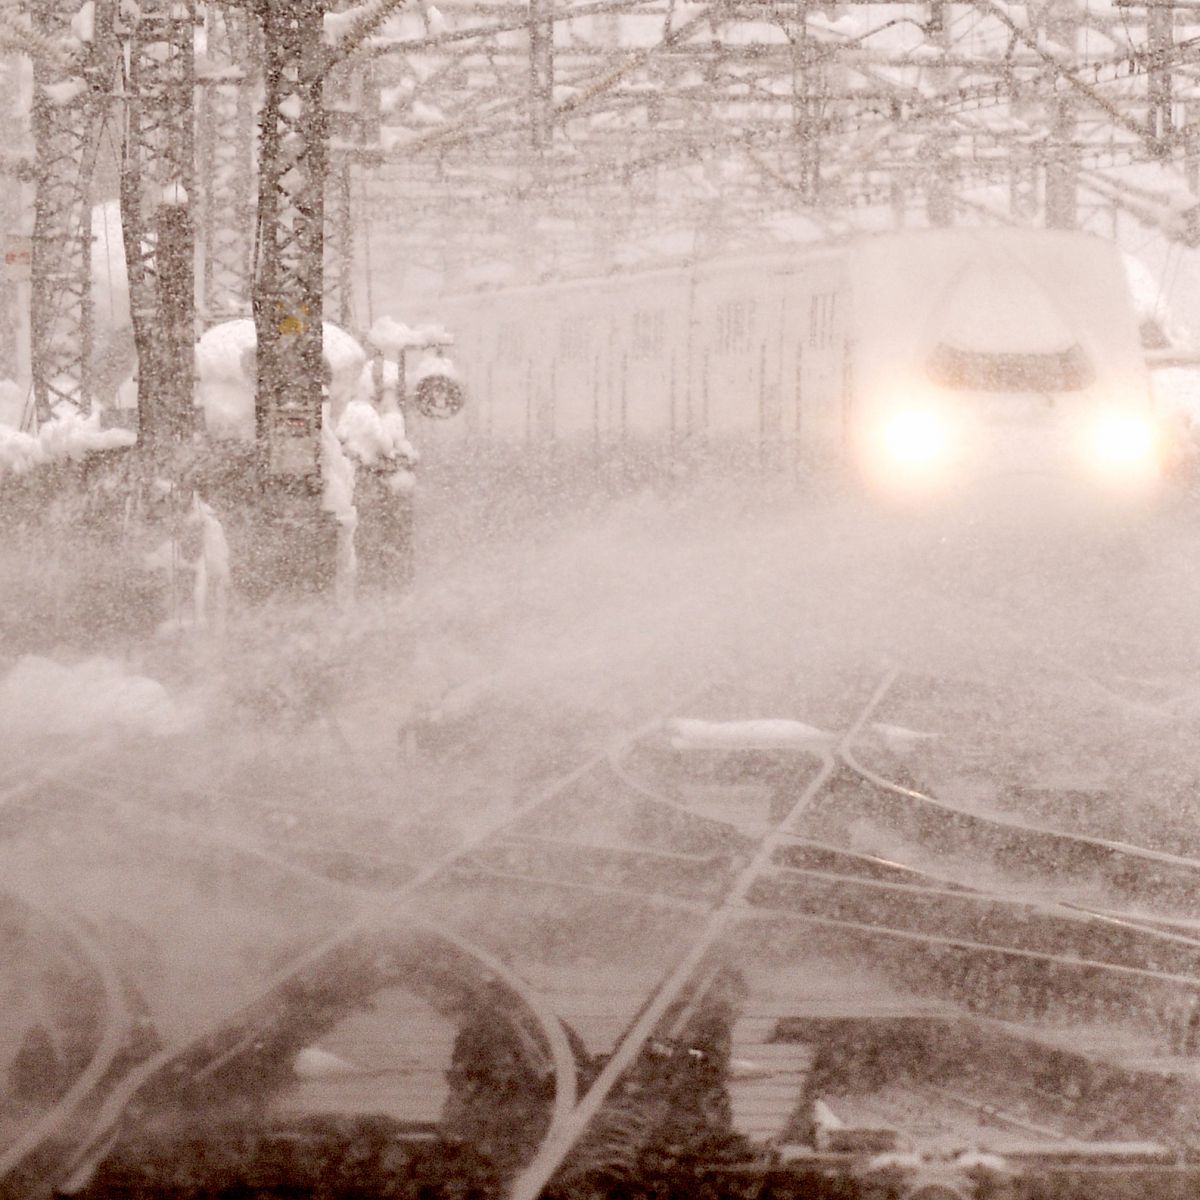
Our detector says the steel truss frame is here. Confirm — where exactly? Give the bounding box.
[348,0,1200,275]
[121,0,198,450]
[14,1,1200,452]
[253,0,329,486]
[29,0,115,422]
[197,3,259,324]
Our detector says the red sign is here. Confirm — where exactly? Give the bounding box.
[4,236,31,282]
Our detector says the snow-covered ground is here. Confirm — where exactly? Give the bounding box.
[6,471,1200,1047]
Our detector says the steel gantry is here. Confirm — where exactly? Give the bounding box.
[14,1,1200,410]
[346,0,1200,282]
[197,2,259,324]
[121,0,197,451]
[8,0,1200,600]
[28,0,116,423]
[253,0,328,488]
[15,0,1200,417]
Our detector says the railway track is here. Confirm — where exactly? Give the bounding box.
[11,658,1200,1199]
[0,894,137,1199]
[411,658,1200,1192]
[0,687,719,1197]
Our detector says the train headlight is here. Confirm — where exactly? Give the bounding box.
[1088,411,1159,484]
[1091,412,1155,464]
[881,410,948,467]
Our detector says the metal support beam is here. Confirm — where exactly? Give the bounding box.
[254,0,328,486]
[197,4,259,323]
[1044,3,1079,228]
[1147,1,1175,148]
[324,44,367,329]
[121,0,197,450]
[29,0,115,421]
[251,0,339,597]
[529,0,555,162]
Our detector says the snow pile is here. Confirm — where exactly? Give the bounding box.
[320,403,356,521]
[194,318,368,441]
[0,403,135,475]
[367,314,451,355]
[426,5,447,35]
[408,100,445,125]
[379,80,415,113]
[142,494,232,634]
[0,655,194,738]
[5,56,32,119]
[337,393,418,468]
[411,353,462,386]
[193,319,257,441]
[666,717,832,751]
[321,405,358,605]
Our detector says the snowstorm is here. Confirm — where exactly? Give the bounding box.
[9,2,1200,1199]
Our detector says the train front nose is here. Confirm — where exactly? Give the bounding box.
[859,252,1162,508]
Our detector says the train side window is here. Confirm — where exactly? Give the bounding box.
[808,292,837,349]
[632,309,665,360]
[501,320,525,359]
[717,300,754,354]
[559,316,590,361]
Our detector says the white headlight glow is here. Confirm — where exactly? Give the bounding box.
[881,410,947,467]
[1090,411,1156,467]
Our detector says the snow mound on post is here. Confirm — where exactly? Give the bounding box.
[411,354,461,385]
[367,315,451,355]
[194,318,367,441]
[337,397,417,466]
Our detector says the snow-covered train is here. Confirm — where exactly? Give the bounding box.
[428,227,1162,505]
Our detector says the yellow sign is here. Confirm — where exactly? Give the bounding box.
[277,303,312,336]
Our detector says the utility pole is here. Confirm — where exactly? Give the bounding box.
[925,1,954,227]
[252,0,338,596]
[29,0,116,422]
[791,6,823,208]
[1147,0,1174,150]
[121,0,197,452]
[529,0,555,165]
[197,3,259,324]
[1044,1,1079,228]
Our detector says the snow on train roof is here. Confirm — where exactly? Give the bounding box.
[848,228,1146,388]
[934,258,1078,356]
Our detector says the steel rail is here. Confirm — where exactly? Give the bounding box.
[0,907,132,1183]
[48,684,713,1190]
[737,903,1200,991]
[508,665,900,1200]
[449,863,710,910]
[841,739,1200,878]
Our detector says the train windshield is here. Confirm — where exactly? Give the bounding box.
[926,342,1094,393]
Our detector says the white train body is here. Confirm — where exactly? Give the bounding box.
[430,228,1159,502]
